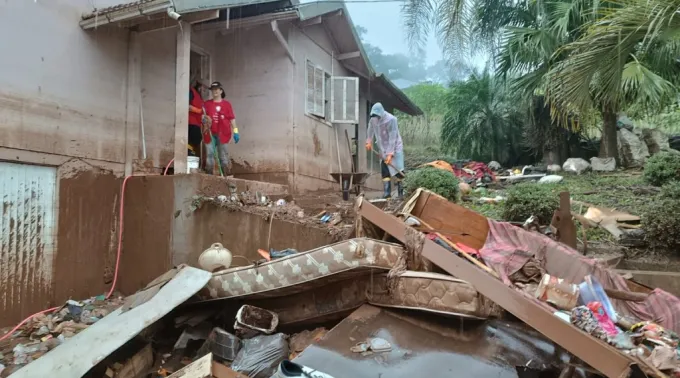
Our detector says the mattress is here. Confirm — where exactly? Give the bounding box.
[202,238,403,300]
[228,271,500,325]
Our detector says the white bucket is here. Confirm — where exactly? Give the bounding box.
[187,156,200,173]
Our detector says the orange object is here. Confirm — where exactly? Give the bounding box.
[423,160,454,173]
[385,153,393,165]
[257,249,271,261]
[365,141,372,151]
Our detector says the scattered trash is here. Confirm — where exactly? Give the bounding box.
[196,328,241,362]
[231,333,289,378]
[350,337,392,355]
[276,198,287,206]
[272,360,335,378]
[534,274,580,311]
[235,305,279,335]
[538,175,563,184]
[547,164,561,173]
[478,196,506,204]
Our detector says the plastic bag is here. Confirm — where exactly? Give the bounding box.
[231,333,289,378]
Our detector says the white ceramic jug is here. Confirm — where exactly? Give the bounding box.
[198,242,233,272]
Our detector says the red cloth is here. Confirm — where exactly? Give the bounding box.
[450,162,496,181]
[189,87,204,126]
[479,220,680,333]
[203,99,235,144]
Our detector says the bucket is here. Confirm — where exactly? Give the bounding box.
[578,275,617,322]
[187,156,200,173]
[234,305,279,335]
[534,274,579,310]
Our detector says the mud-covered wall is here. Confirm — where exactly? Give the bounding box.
[54,161,122,304]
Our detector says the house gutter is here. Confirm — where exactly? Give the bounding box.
[80,0,172,30]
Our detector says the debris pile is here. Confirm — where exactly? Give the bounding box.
[3,187,680,378]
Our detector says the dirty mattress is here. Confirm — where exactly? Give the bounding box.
[202,238,499,322]
[202,238,402,300]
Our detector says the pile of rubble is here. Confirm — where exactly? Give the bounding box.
[2,189,680,378]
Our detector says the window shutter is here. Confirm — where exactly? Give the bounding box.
[313,66,325,117]
[306,61,316,115]
[330,76,359,124]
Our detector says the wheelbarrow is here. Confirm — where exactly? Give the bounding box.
[330,172,368,201]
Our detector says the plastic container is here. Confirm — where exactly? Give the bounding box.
[534,274,580,310]
[234,305,279,334]
[578,275,617,322]
[187,156,200,173]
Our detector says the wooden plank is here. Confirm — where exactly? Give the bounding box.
[125,31,141,176]
[168,352,212,378]
[357,198,635,378]
[174,21,191,175]
[406,190,489,249]
[212,361,251,378]
[116,344,153,378]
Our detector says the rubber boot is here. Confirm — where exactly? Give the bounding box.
[382,180,392,199]
[396,180,404,199]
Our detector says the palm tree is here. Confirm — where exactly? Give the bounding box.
[440,69,525,164]
[545,0,680,161]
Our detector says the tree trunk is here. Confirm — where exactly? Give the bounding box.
[600,106,619,163]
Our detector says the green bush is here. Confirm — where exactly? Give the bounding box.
[644,198,680,250]
[403,167,460,201]
[501,183,563,223]
[660,181,680,199]
[643,152,680,186]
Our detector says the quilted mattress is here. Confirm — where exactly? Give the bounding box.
[201,238,402,300]
[213,272,500,324]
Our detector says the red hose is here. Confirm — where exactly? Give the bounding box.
[0,175,132,341]
[164,159,174,175]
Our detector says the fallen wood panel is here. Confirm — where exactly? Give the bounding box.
[406,190,489,249]
[357,198,635,378]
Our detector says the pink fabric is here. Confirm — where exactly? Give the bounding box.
[479,220,680,333]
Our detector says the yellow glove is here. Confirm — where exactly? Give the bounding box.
[385,153,393,165]
[365,140,372,151]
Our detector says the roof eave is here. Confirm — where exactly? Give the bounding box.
[80,0,171,29]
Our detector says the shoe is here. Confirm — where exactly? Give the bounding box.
[272,360,335,378]
[382,180,392,199]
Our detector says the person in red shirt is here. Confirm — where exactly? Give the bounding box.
[188,78,209,158]
[203,81,239,175]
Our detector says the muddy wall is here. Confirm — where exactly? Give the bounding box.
[119,173,332,294]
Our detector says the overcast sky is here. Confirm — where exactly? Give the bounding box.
[301,0,444,66]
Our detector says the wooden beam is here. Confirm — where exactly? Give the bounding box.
[336,51,360,60]
[271,20,296,64]
[125,31,142,176]
[174,21,191,175]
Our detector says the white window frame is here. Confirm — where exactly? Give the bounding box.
[330,76,360,124]
[305,59,326,119]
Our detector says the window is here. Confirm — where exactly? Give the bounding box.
[306,59,360,124]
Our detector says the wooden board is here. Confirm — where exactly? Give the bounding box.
[407,190,489,249]
[168,353,212,378]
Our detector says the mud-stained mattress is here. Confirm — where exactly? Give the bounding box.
[368,271,502,319]
[202,238,402,300]
[227,271,500,325]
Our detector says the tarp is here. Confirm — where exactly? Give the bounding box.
[479,220,680,333]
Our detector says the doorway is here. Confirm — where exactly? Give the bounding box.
[189,44,211,170]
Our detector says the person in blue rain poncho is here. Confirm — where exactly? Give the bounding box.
[365,103,405,199]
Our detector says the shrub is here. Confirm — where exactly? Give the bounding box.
[644,198,680,250]
[660,181,680,200]
[501,183,563,224]
[643,152,680,186]
[403,167,460,201]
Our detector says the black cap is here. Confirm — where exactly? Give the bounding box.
[209,81,223,89]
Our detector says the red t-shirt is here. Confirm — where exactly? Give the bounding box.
[188,87,204,126]
[203,99,235,144]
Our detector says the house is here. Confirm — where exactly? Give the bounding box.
[0,0,420,325]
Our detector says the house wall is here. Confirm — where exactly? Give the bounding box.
[212,24,294,186]
[288,24,359,193]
